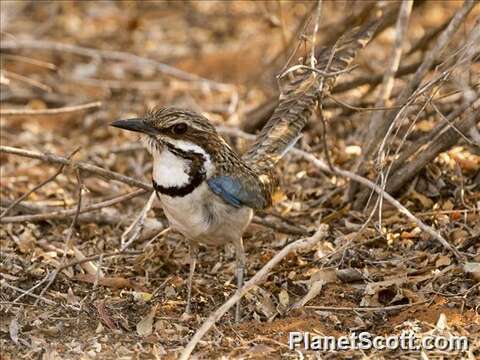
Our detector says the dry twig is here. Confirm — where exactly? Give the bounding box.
[1,69,52,92]
[1,280,56,306]
[388,99,477,174]
[65,170,83,248]
[354,19,480,207]
[348,0,413,199]
[120,191,156,250]
[217,126,464,260]
[9,251,142,307]
[1,53,57,70]
[242,56,448,133]
[252,215,309,236]
[0,146,152,190]
[0,101,102,115]
[180,225,329,360]
[384,107,479,195]
[305,299,430,312]
[0,148,80,219]
[0,189,148,223]
[0,39,230,90]
[294,150,464,260]
[356,0,476,181]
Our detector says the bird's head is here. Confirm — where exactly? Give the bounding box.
[111,107,222,155]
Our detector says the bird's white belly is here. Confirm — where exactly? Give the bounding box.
[159,183,253,245]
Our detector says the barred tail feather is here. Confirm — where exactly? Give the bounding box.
[244,18,381,174]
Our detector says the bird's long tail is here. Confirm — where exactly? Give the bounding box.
[243,18,380,174]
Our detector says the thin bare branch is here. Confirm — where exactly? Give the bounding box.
[1,54,57,70]
[252,215,309,236]
[2,69,52,92]
[360,0,413,155]
[0,147,81,219]
[0,146,152,190]
[294,149,464,260]
[310,0,323,69]
[217,126,464,260]
[1,165,64,219]
[353,20,480,208]
[1,280,56,305]
[327,94,407,112]
[360,0,476,162]
[347,0,413,201]
[389,99,476,174]
[120,191,156,251]
[180,225,329,360]
[0,189,148,223]
[305,300,430,312]
[242,57,451,134]
[0,39,230,90]
[65,170,83,248]
[0,101,102,116]
[384,107,479,195]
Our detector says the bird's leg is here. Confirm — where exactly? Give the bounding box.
[234,238,246,323]
[185,242,198,315]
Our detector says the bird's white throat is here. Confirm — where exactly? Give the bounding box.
[153,148,190,187]
[143,137,214,188]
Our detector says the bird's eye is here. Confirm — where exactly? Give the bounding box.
[172,123,188,135]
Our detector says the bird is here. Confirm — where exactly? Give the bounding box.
[111,20,379,322]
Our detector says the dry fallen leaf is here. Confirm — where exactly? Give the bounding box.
[464,262,480,282]
[451,151,480,172]
[74,274,147,291]
[293,280,325,308]
[72,246,101,276]
[362,277,408,307]
[137,306,157,337]
[271,189,287,204]
[242,343,275,357]
[449,229,468,243]
[442,200,454,211]
[435,313,448,331]
[278,289,290,308]
[132,291,153,302]
[410,191,434,208]
[255,288,276,319]
[435,255,451,268]
[401,227,421,239]
[9,318,20,346]
[310,268,338,284]
[16,227,36,254]
[67,287,80,305]
[95,301,117,332]
[336,268,364,283]
[416,119,435,132]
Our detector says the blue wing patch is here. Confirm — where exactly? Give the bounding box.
[207,176,266,209]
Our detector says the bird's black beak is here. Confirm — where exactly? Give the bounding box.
[110,118,158,135]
